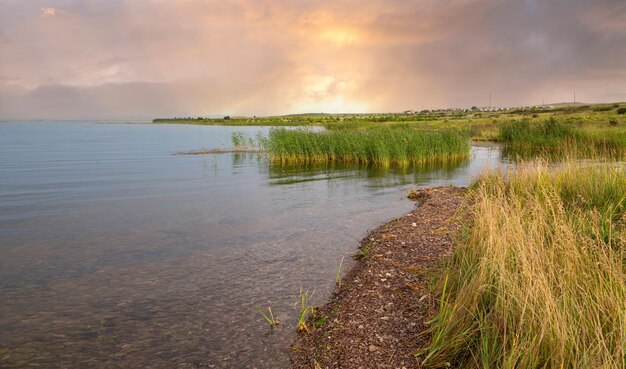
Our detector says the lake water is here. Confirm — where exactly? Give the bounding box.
[0,121,506,368]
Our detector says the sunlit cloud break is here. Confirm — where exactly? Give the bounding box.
[41,7,61,16]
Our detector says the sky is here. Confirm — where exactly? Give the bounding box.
[1,0,626,119]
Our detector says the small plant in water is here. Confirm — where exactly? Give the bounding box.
[295,288,316,333]
[335,256,345,288]
[255,306,280,327]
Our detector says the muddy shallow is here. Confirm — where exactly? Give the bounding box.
[0,121,507,368]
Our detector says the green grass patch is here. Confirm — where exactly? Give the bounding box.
[356,239,374,259]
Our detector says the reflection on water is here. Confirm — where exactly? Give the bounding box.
[0,122,507,368]
[265,160,470,187]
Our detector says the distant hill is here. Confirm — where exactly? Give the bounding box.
[548,102,588,108]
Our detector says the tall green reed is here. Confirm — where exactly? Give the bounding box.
[265,126,470,167]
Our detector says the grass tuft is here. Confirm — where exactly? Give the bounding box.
[336,256,345,288]
[296,288,316,333]
[255,306,280,327]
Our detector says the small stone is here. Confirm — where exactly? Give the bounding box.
[411,223,417,227]
[368,345,379,352]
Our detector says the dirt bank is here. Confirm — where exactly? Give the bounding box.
[290,186,468,369]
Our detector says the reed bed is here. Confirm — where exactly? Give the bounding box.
[264,126,470,167]
[499,119,626,159]
[420,161,626,369]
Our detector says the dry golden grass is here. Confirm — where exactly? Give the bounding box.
[419,161,626,369]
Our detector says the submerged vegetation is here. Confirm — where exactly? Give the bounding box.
[264,126,470,167]
[419,161,626,369]
[230,131,265,152]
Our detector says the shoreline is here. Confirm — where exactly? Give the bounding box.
[290,186,468,369]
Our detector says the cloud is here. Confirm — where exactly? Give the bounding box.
[41,7,62,16]
[584,2,626,35]
[1,0,625,119]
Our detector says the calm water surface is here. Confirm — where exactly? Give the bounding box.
[0,121,506,368]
